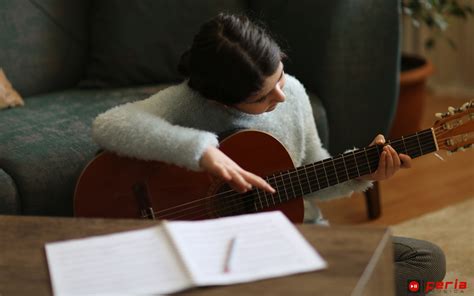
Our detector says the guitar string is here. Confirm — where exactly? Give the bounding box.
[149,131,441,219]
[151,130,456,220]
[164,129,471,221]
[146,131,437,219]
[152,138,460,221]
[155,129,440,215]
[151,126,467,220]
[147,134,440,219]
[148,124,463,219]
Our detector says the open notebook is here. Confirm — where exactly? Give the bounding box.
[45,211,327,295]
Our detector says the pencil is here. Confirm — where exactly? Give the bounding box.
[223,236,238,273]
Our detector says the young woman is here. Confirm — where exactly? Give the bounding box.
[92,13,445,296]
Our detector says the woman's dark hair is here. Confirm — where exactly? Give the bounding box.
[178,13,286,105]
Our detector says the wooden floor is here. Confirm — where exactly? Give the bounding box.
[316,94,474,226]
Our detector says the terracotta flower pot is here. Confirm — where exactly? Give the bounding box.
[389,54,434,139]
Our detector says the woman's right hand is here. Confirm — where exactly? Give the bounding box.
[199,146,276,194]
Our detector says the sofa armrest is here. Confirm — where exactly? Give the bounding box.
[0,169,21,214]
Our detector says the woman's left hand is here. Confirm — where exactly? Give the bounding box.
[357,134,413,181]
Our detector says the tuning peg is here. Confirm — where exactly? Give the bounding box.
[460,102,470,111]
[448,106,456,115]
[435,111,451,119]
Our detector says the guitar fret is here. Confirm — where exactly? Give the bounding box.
[318,163,327,188]
[420,130,437,152]
[331,159,340,184]
[264,177,275,206]
[303,166,313,192]
[287,170,297,198]
[400,130,432,158]
[406,138,421,158]
[367,146,380,173]
[401,136,408,154]
[295,170,305,196]
[416,131,424,155]
[257,189,263,210]
[333,156,349,183]
[280,173,290,201]
[388,140,402,157]
[342,151,358,179]
[228,193,238,213]
[352,150,361,177]
[354,150,368,176]
[323,160,337,186]
[363,148,372,174]
[419,130,437,153]
[341,155,350,180]
[312,163,322,190]
[273,174,283,204]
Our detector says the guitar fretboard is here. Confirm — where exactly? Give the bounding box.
[251,128,438,210]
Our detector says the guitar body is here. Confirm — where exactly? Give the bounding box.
[74,130,305,222]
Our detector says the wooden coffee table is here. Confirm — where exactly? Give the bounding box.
[0,215,395,296]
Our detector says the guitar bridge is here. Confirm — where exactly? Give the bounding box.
[142,207,156,220]
[132,182,156,220]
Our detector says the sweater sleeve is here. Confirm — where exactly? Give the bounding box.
[299,91,373,201]
[92,91,219,171]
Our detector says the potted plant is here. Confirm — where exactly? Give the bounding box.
[389,0,474,138]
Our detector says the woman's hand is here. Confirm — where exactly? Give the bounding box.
[358,134,413,181]
[199,146,276,194]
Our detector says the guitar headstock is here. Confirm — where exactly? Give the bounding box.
[433,101,474,153]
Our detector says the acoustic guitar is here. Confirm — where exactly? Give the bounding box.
[74,101,473,223]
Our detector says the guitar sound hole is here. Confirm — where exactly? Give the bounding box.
[210,184,256,218]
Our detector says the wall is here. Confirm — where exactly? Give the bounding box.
[402,14,474,98]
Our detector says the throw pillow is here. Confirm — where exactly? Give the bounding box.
[0,68,24,110]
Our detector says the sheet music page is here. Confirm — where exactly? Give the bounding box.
[164,211,327,286]
[45,226,192,295]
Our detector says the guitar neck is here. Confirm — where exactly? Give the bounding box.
[255,128,438,209]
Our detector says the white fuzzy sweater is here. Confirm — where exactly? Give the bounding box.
[92,75,372,223]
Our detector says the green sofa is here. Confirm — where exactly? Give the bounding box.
[0,0,400,216]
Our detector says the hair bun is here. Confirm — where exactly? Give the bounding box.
[178,49,192,77]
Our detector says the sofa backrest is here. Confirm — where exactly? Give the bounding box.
[80,0,247,88]
[249,0,401,154]
[0,0,90,97]
[0,0,400,155]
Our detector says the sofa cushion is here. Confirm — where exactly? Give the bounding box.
[0,0,89,96]
[0,85,168,216]
[81,0,247,88]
